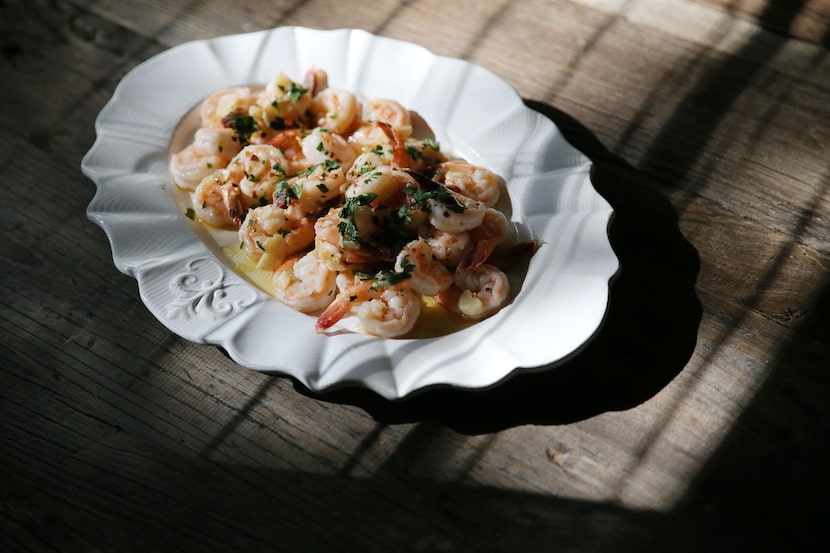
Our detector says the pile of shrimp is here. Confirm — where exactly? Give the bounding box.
[170,67,537,338]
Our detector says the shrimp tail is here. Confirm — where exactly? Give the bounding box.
[303,66,328,97]
[315,293,351,332]
[315,282,369,333]
[378,121,410,169]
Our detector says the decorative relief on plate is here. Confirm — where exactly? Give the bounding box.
[168,257,257,321]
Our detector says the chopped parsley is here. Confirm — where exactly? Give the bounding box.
[221,111,258,145]
[358,160,376,175]
[363,171,382,185]
[337,193,377,244]
[422,138,440,151]
[370,266,413,289]
[301,159,341,177]
[395,201,414,226]
[396,254,416,276]
[274,180,303,208]
[322,159,341,172]
[406,144,422,161]
[278,82,309,102]
[405,185,465,213]
[354,265,413,290]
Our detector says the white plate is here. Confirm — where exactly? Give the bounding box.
[82,27,618,399]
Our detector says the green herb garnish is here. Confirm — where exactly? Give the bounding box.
[274,180,303,208]
[422,138,440,151]
[221,110,258,145]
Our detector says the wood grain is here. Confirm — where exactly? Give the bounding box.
[2,0,828,551]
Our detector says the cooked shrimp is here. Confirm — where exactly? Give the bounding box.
[436,263,510,320]
[375,123,448,174]
[316,280,420,338]
[223,144,290,204]
[404,138,447,173]
[346,151,386,181]
[435,160,503,208]
[213,144,290,226]
[313,207,381,267]
[200,87,256,129]
[285,160,347,213]
[424,229,474,267]
[361,98,412,139]
[303,66,328,97]
[348,98,411,151]
[357,285,420,337]
[399,165,488,228]
[345,165,405,208]
[238,204,314,270]
[427,189,487,233]
[348,125,389,151]
[312,209,346,269]
[302,128,357,168]
[395,238,453,296]
[191,174,235,228]
[250,72,313,131]
[378,121,412,169]
[315,279,367,333]
[217,173,246,227]
[169,128,241,190]
[267,129,309,173]
[467,208,512,268]
[272,250,338,313]
[310,87,359,133]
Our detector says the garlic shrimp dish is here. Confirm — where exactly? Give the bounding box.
[171,67,538,338]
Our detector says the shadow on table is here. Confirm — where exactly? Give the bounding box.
[294,102,702,433]
[8,426,713,553]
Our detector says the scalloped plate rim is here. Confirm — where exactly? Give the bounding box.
[81,26,618,400]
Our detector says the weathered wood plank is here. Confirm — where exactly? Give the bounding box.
[2,0,828,551]
[695,0,830,45]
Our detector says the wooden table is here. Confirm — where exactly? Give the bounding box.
[2,1,828,551]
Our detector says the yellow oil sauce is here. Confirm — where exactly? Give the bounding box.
[207,227,277,295]
[408,296,475,339]
[206,226,472,338]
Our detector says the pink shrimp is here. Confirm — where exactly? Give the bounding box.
[435,263,511,321]
[316,279,420,337]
